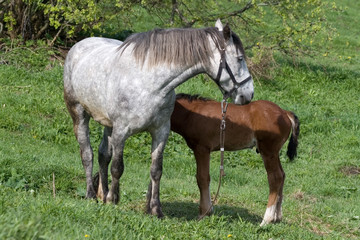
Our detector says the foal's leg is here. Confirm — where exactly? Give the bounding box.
[260,152,285,226]
[97,127,113,201]
[146,122,170,218]
[106,129,127,204]
[194,146,212,217]
[275,163,285,222]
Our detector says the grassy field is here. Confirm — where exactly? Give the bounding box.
[0,1,359,239]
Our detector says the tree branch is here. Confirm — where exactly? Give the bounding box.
[34,21,49,39]
[193,0,255,24]
[257,1,280,7]
[172,0,195,27]
[227,0,254,17]
[49,25,63,46]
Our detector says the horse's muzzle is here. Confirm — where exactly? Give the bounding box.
[234,92,254,105]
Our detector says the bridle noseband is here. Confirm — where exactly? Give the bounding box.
[214,48,252,100]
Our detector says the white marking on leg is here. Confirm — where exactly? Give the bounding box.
[260,204,276,227]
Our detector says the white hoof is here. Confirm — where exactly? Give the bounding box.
[260,205,276,226]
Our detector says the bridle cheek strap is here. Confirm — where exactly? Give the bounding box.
[214,55,252,101]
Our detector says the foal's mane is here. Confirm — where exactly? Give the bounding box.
[119,27,245,67]
[176,93,212,102]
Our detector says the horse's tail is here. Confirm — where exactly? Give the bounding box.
[286,111,300,161]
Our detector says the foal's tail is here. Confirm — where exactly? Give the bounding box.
[286,111,300,161]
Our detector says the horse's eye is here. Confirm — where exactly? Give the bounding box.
[237,56,244,62]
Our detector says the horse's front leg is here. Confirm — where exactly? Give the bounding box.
[260,153,285,226]
[106,129,127,204]
[193,146,212,218]
[146,122,170,218]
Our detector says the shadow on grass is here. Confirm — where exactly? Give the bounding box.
[162,201,262,224]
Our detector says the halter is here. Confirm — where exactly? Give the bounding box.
[214,48,252,101]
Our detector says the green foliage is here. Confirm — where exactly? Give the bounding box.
[1,0,334,55]
[0,0,347,79]
[0,0,123,41]
[41,0,103,37]
[110,0,333,57]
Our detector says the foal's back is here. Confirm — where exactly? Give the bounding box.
[171,94,292,153]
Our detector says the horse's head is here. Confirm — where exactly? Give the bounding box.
[210,19,254,105]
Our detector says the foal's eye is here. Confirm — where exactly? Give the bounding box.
[237,56,244,62]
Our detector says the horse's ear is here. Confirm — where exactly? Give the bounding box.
[215,19,223,31]
[223,24,231,41]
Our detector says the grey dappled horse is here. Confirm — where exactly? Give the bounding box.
[63,20,254,217]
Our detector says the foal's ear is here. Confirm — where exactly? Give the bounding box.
[215,19,223,31]
[223,24,231,41]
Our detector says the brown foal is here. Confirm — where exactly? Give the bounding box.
[171,94,300,226]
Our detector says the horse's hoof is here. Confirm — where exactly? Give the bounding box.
[157,212,164,219]
[146,205,164,218]
[85,191,97,200]
[106,193,119,204]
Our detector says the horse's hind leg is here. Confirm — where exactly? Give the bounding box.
[65,101,95,199]
[97,127,113,201]
[106,128,127,204]
[194,146,212,218]
[260,152,285,226]
[275,163,285,221]
[146,122,170,218]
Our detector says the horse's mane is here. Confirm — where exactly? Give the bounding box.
[176,93,212,102]
[118,27,245,67]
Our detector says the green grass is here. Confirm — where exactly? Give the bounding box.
[0,0,359,239]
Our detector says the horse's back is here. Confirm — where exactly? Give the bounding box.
[64,37,122,72]
[67,37,122,57]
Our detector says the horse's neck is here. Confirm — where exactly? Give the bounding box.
[160,64,205,94]
[121,36,217,94]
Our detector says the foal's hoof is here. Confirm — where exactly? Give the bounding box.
[260,217,282,227]
[198,208,213,220]
[260,219,269,227]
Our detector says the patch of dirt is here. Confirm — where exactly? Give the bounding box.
[340,166,360,176]
[290,190,317,203]
[292,190,304,200]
